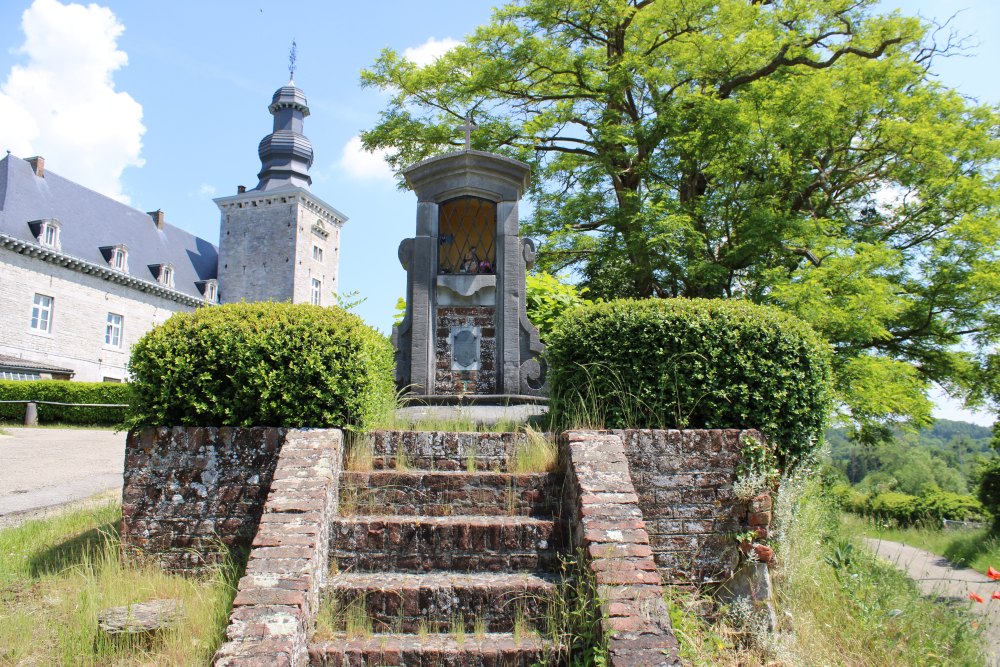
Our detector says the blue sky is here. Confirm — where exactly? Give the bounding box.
[0,0,995,425]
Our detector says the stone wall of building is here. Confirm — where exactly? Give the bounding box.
[122,426,287,571]
[0,250,192,382]
[434,305,497,394]
[614,429,773,585]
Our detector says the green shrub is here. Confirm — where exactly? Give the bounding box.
[525,272,591,343]
[545,298,832,464]
[977,457,1000,530]
[867,491,920,524]
[916,488,984,522]
[127,302,395,429]
[0,380,130,425]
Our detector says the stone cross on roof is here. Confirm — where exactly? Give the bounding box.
[459,115,479,151]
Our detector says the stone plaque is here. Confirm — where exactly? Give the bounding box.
[451,327,480,370]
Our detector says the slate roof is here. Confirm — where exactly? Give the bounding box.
[0,154,218,301]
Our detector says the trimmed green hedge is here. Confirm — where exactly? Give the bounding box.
[832,483,985,525]
[546,298,832,464]
[0,380,130,425]
[127,302,395,429]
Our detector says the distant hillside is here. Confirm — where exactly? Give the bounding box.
[826,418,995,493]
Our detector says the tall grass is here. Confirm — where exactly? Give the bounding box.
[0,502,239,666]
[771,476,986,666]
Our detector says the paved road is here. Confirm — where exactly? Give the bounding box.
[0,427,125,525]
[864,537,1000,666]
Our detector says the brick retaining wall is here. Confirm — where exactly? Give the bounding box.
[614,429,773,585]
[121,427,286,571]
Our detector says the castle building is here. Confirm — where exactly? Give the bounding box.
[0,79,343,383]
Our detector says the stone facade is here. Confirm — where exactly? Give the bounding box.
[215,189,343,306]
[122,427,287,570]
[0,250,194,382]
[434,305,497,394]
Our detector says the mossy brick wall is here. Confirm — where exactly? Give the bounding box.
[122,426,286,571]
[614,429,773,585]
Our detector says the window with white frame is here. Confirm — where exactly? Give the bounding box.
[313,245,324,262]
[30,293,53,333]
[39,220,61,250]
[157,264,174,288]
[0,370,41,381]
[204,279,218,303]
[111,245,128,271]
[310,278,322,305]
[105,313,123,347]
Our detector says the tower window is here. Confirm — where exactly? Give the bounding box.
[310,278,322,305]
[30,294,53,333]
[105,313,124,347]
[203,279,218,303]
[313,245,323,262]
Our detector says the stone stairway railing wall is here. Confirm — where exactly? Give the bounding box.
[214,429,342,666]
[122,426,288,571]
[562,430,681,667]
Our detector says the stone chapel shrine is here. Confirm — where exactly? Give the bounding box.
[392,129,546,401]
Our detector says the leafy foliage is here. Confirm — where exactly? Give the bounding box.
[361,0,1000,441]
[0,380,130,426]
[127,302,395,429]
[977,458,1000,530]
[524,272,592,343]
[545,298,832,464]
[833,483,984,525]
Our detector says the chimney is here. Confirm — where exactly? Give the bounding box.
[148,209,165,230]
[26,156,44,177]
[237,185,246,194]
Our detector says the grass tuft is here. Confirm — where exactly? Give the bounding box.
[0,502,239,666]
[507,427,558,473]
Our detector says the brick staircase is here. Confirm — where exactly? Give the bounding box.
[308,430,566,666]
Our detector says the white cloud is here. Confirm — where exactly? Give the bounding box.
[403,37,461,67]
[198,183,216,197]
[338,135,395,183]
[0,0,144,202]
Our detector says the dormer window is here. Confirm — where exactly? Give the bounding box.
[99,244,129,271]
[157,264,174,288]
[197,279,218,303]
[28,219,61,250]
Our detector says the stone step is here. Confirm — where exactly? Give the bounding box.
[361,430,546,472]
[308,632,554,666]
[329,515,562,573]
[339,470,562,517]
[322,571,557,634]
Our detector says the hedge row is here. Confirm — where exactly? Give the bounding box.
[127,302,395,429]
[545,298,832,465]
[831,484,985,525]
[0,380,131,425]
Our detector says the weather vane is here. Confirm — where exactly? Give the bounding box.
[288,40,297,82]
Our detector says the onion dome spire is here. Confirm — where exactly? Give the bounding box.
[255,75,313,191]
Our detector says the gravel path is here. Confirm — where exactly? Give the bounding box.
[0,427,125,526]
[864,537,1000,666]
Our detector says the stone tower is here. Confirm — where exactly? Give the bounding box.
[215,80,347,305]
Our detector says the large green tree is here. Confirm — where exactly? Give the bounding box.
[361,0,1000,438]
